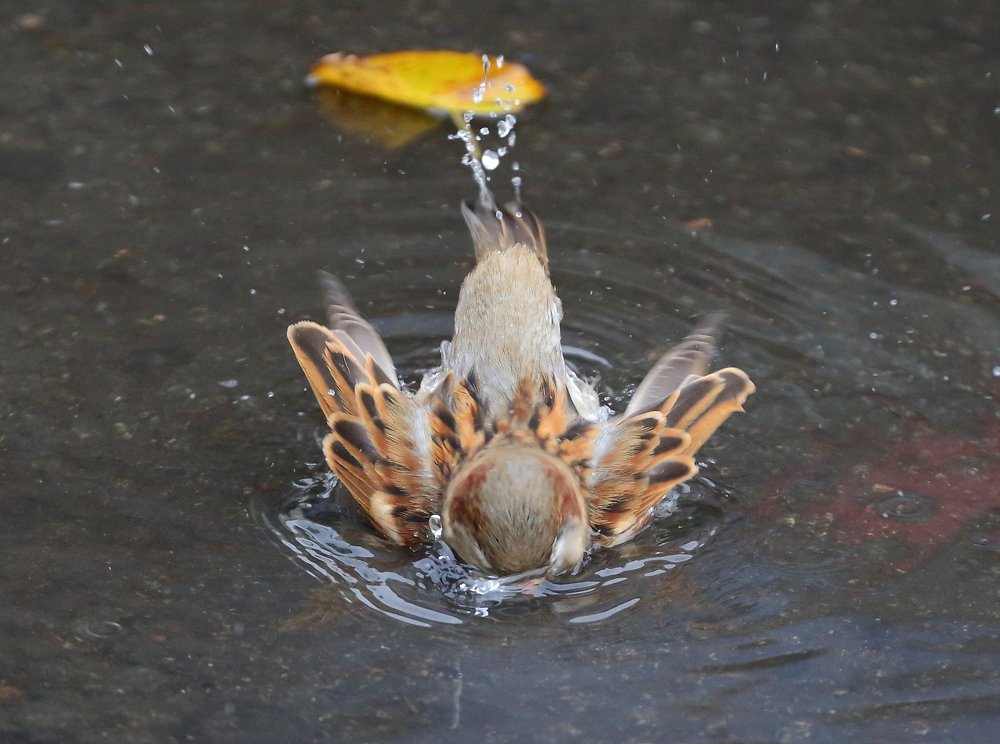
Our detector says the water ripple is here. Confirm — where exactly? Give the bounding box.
[252,470,732,628]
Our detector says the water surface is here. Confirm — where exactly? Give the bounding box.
[2,2,998,742]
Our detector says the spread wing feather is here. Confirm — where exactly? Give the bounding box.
[590,366,755,546]
[318,271,398,384]
[288,321,435,545]
[624,314,722,416]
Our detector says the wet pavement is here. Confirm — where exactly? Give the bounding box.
[2,2,999,742]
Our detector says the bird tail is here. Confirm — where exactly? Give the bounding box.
[461,197,548,272]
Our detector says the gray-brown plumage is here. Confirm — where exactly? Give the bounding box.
[287,199,755,576]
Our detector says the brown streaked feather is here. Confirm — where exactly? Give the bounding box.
[368,489,433,545]
[429,373,491,486]
[663,367,755,455]
[589,407,695,545]
[322,432,373,502]
[287,321,346,419]
[589,455,698,547]
[493,374,597,483]
[289,320,436,546]
[590,363,754,545]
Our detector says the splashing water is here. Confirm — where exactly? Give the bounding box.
[448,54,523,206]
[255,467,726,626]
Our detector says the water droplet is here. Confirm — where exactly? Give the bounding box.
[481,150,500,170]
[496,114,516,138]
[429,514,443,539]
[218,379,239,388]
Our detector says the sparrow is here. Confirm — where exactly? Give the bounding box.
[287,197,755,577]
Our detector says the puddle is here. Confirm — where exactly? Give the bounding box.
[3,2,999,742]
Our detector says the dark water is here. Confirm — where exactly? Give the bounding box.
[3,2,999,742]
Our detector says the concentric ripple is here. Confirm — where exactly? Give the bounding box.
[253,471,728,627]
[264,222,778,627]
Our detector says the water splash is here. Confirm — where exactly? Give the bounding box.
[448,54,523,206]
[255,471,724,627]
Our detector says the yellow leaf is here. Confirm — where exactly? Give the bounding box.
[307,50,546,117]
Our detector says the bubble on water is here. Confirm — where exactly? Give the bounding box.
[481,150,500,170]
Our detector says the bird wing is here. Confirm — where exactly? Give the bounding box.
[287,321,436,545]
[317,270,397,384]
[589,366,755,546]
[624,313,722,417]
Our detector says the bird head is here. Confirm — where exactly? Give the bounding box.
[442,443,589,577]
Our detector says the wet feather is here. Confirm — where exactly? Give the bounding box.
[288,200,755,575]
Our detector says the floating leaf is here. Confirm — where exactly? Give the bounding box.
[307,50,545,117]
